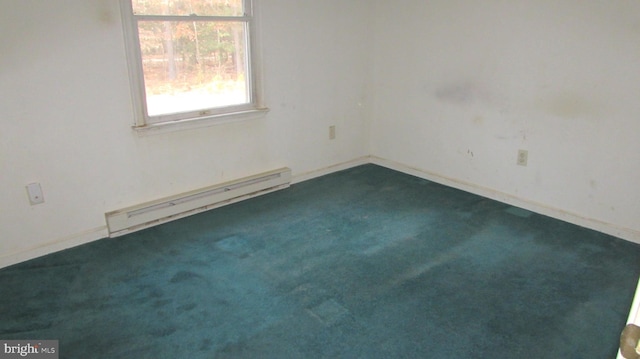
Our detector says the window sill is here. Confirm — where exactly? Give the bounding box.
[132,107,270,136]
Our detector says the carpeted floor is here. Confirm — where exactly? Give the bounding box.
[1,164,639,358]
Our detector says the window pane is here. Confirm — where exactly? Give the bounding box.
[137,21,249,117]
[132,0,244,17]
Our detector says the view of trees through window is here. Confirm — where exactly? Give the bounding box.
[132,0,249,117]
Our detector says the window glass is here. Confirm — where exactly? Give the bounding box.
[137,21,249,117]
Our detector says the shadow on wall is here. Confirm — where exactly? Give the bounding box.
[434,81,491,105]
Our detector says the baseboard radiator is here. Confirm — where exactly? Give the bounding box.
[105,167,291,237]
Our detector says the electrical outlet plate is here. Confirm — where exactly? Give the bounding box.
[26,183,45,205]
[329,125,336,140]
[517,150,528,166]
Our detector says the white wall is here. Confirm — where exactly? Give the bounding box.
[0,0,371,267]
[370,0,640,242]
[2,0,639,268]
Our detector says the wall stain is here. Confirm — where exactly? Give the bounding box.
[496,129,528,141]
[435,82,488,105]
[542,93,600,119]
[97,1,116,25]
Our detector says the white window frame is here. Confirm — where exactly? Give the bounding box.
[119,0,267,133]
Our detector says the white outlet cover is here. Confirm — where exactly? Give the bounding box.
[517,150,528,166]
[26,183,45,205]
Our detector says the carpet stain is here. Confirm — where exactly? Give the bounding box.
[216,235,252,258]
[199,339,213,351]
[177,303,197,312]
[152,299,172,308]
[169,271,200,283]
[289,283,329,307]
[150,326,177,337]
[307,299,350,326]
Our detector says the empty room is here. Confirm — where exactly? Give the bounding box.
[1,0,640,358]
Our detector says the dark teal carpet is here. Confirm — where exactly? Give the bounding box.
[1,164,639,358]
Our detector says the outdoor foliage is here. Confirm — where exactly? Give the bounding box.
[131,0,248,114]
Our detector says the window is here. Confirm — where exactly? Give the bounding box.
[120,0,266,130]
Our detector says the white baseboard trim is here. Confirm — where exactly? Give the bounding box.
[292,156,371,184]
[0,226,108,269]
[0,158,371,270]
[3,156,638,271]
[370,156,640,245]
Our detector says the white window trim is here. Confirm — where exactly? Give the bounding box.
[119,0,268,134]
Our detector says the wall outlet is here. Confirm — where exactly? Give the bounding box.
[329,125,336,140]
[26,182,45,205]
[517,150,528,166]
